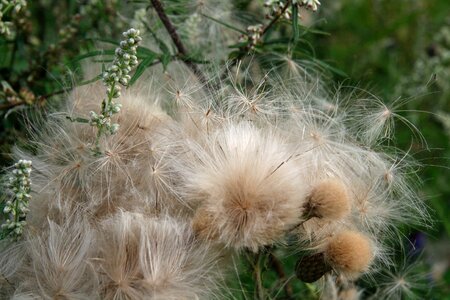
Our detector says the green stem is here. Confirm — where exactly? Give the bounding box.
[261,0,292,36]
[253,252,265,300]
[1,3,14,16]
[92,81,116,155]
[105,81,115,111]
[93,126,103,155]
[14,194,19,224]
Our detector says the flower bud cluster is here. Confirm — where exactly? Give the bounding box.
[264,0,321,21]
[239,24,263,50]
[1,159,32,238]
[89,28,141,142]
[296,0,321,12]
[0,0,27,37]
[102,28,141,91]
[89,103,121,134]
[264,1,293,20]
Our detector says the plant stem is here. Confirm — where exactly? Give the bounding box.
[1,3,14,16]
[149,0,209,88]
[222,0,292,78]
[268,252,294,299]
[0,101,23,110]
[262,0,292,36]
[253,252,265,300]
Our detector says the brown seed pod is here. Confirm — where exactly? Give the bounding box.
[295,252,332,283]
[324,230,373,277]
[306,179,351,221]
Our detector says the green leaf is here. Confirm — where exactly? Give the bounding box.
[228,50,243,60]
[311,58,348,77]
[79,74,103,86]
[161,53,172,71]
[298,26,330,37]
[129,54,158,86]
[200,13,246,34]
[84,38,119,46]
[66,115,90,123]
[144,23,172,55]
[228,42,250,49]
[137,46,158,57]
[292,4,299,44]
[71,49,115,64]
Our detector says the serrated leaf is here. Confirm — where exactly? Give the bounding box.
[129,54,158,86]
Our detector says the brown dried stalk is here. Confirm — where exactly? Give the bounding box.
[150,0,210,88]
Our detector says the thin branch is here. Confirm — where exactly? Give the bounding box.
[222,0,292,78]
[0,101,23,111]
[262,0,292,36]
[252,252,265,300]
[150,0,210,88]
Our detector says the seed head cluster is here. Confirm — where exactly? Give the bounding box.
[0,38,428,300]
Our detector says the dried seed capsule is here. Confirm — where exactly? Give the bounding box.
[305,179,351,221]
[295,252,332,283]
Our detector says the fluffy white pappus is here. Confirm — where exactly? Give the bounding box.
[160,0,240,61]
[163,62,278,128]
[17,82,192,221]
[19,115,96,196]
[320,274,362,300]
[297,216,348,247]
[345,92,427,147]
[0,218,98,299]
[222,64,301,124]
[287,106,356,177]
[186,122,307,251]
[0,242,27,298]
[10,293,41,300]
[96,211,223,300]
[375,152,429,225]
[262,54,323,82]
[89,94,189,216]
[159,64,227,138]
[347,152,429,242]
[368,254,429,300]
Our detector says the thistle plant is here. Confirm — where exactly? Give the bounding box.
[0,1,441,299]
[1,159,31,239]
[89,28,142,154]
